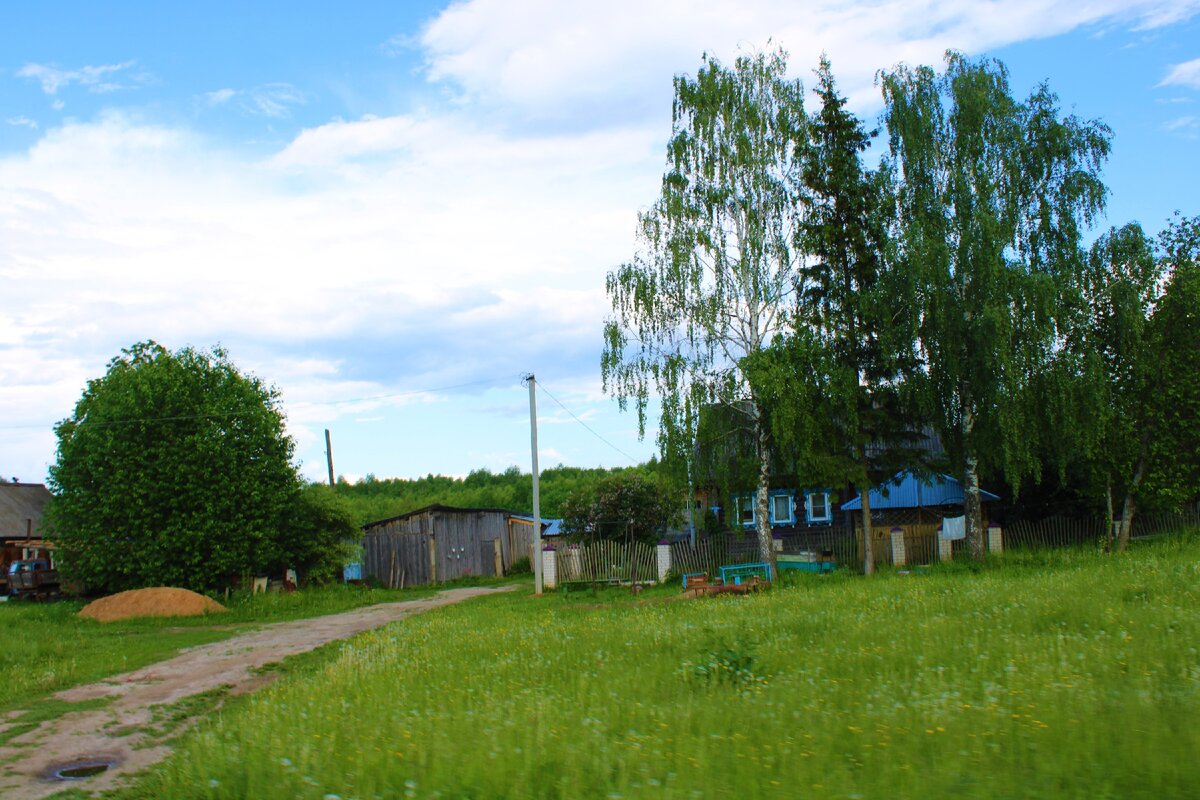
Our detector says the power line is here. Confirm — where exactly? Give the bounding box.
[536,381,641,465]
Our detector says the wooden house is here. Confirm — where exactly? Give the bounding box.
[361,505,541,588]
[1,483,54,589]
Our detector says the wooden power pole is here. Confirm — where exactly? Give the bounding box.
[324,429,335,487]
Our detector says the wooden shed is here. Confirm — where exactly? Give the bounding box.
[361,505,538,588]
[841,472,1000,565]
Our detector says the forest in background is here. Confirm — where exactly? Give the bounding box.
[331,463,662,526]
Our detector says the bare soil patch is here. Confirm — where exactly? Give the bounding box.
[0,585,517,799]
[78,587,226,622]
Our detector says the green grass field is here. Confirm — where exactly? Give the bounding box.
[111,534,1200,799]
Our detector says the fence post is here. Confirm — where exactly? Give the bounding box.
[890,527,907,567]
[542,546,557,590]
[937,525,953,562]
[987,523,1003,554]
[656,541,672,583]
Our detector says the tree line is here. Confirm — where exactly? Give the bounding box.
[333,463,665,526]
[602,48,1200,571]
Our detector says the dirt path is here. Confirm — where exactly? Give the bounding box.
[0,585,518,799]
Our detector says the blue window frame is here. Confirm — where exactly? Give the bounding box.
[733,490,797,527]
[803,490,833,524]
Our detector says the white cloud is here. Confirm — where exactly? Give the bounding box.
[245,83,307,117]
[1165,114,1200,135]
[6,116,38,129]
[16,60,145,95]
[203,88,237,106]
[1159,57,1200,88]
[199,83,306,117]
[0,106,657,479]
[5,0,1198,482]
[419,0,1200,114]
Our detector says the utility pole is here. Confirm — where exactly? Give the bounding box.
[526,374,543,595]
[324,429,335,487]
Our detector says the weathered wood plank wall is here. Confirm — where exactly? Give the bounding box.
[362,508,537,587]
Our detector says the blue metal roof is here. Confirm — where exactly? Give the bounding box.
[511,516,563,535]
[840,472,999,511]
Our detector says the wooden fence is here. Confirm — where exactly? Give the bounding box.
[668,535,759,578]
[555,540,656,585]
[1000,510,1199,550]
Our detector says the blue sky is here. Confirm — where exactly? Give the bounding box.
[2,1,1198,485]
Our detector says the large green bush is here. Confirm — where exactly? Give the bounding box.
[47,341,353,593]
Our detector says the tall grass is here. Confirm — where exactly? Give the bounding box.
[126,534,1200,799]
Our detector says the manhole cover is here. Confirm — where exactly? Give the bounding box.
[55,762,112,780]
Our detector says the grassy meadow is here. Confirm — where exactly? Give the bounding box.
[118,535,1200,799]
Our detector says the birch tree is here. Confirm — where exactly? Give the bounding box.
[602,49,806,564]
[880,52,1110,559]
[1069,223,1161,548]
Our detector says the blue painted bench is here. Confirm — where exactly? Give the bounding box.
[776,553,837,574]
[718,562,773,585]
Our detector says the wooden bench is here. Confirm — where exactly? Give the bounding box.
[680,572,767,597]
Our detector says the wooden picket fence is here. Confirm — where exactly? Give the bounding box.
[1004,510,1200,550]
[555,540,657,585]
[668,535,760,578]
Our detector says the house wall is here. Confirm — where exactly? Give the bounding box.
[1,483,53,588]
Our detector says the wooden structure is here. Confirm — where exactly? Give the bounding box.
[361,505,538,588]
[841,472,1000,567]
[554,539,657,587]
[679,571,768,597]
[0,483,53,590]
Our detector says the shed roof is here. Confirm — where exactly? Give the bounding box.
[363,504,534,530]
[510,516,563,535]
[840,472,999,511]
[0,483,52,540]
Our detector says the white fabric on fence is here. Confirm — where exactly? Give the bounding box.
[941,515,966,540]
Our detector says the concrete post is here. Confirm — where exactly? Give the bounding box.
[987,523,1003,555]
[890,527,907,567]
[656,542,672,584]
[542,547,557,590]
[937,526,953,562]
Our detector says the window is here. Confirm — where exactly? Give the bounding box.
[739,496,755,526]
[770,493,794,525]
[805,491,832,524]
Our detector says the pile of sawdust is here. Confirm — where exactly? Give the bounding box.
[78,587,227,623]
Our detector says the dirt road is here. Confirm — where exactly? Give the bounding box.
[0,585,517,799]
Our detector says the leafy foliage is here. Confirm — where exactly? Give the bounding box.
[1140,215,1200,510]
[880,52,1110,557]
[753,57,925,572]
[280,484,362,585]
[333,464,654,526]
[560,472,682,544]
[47,341,352,592]
[603,48,808,562]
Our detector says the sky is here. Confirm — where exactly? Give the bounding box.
[2,1,1198,485]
